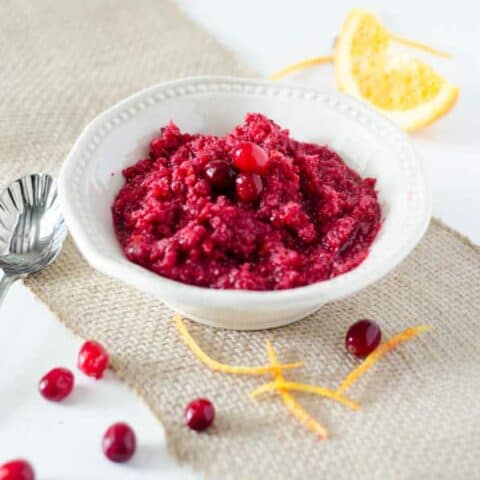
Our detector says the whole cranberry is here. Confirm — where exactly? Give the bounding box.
[185,398,215,432]
[204,160,236,191]
[0,460,34,480]
[232,142,269,174]
[102,423,136,463]
[78,340,110,379]
[345,319,382,358]
[39,367,74,402]
[235,173,263,202]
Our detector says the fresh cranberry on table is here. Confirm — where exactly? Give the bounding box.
[345,319,382,358]
[78,340,110,379]
[235,172,263,202]
[38,367,74,401]
[102,422,137,463]
[185,398,215,432]
[0,460,34,480]
[232,141,269,174]
[204,160,236,191]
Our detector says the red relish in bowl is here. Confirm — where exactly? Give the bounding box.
[112,114,381,290]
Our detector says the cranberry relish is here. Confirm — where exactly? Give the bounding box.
[112,114,381,290]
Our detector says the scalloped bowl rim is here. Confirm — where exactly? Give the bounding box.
[59,76,431,309]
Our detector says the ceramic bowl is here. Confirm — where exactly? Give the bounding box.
[59,76,431,330]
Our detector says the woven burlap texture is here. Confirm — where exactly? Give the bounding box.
[1,1,479,479]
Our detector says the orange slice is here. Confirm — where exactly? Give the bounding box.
[335,9,459,131]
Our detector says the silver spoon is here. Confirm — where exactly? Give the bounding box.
[0,173,67,305]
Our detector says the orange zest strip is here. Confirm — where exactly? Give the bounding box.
[269,56,334,80]
[269,34,449,82]
[250,380,360,411]
[173,315,303,375]
[389,33,451,59]
[337,325,431,394]
[266,340,328,439]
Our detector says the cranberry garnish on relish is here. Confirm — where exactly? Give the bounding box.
[102,422,137,463]
[185,398,215,432]
[235,172,263,202]
[38,367,74,402]
[232,141,269,174]
[345,319,382,358]
[205,160,236,191]
[0,460,35,480]
[78,340,110,379]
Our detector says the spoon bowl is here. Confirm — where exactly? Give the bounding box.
[0,173,66,301]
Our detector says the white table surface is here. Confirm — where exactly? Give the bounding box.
[1,0,479,477]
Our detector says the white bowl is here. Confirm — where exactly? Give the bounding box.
[59,76,430,330]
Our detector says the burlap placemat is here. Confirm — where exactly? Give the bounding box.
[1,1,479,478]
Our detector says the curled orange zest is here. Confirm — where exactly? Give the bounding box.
[250,379,360,411]
[337,325,431,394]
[265,340,328,439]
[173,315,303,375]
[268,34,450,81]
[389,33,451,58]
[269,56,333,80]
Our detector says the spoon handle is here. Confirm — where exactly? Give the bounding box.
[0,274,17,306]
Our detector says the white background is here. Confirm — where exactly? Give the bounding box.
[1,1,479,478]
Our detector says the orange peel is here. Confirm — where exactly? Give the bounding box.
[269,55,333,81]
[388,33,451,59]
[173,314,303,375]
[337,325,431,394]
[250,379,360,411]
[269,31,451,81]
[265,340,328,439]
